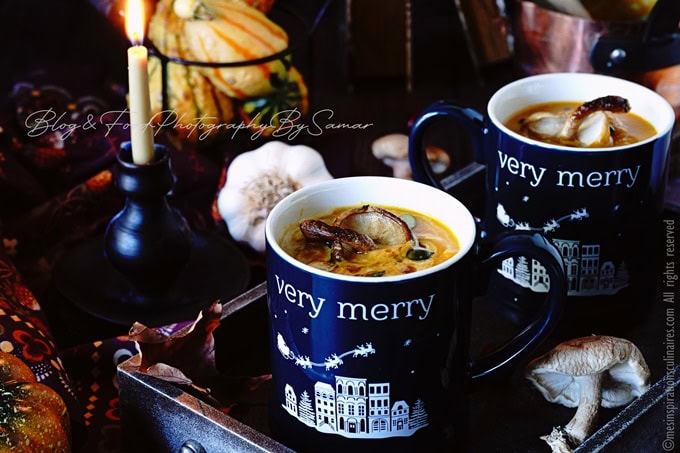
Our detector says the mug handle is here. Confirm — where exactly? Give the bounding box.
[408,100,485,191]
[467,232,567,380]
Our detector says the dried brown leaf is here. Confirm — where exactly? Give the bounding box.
[146,362,225,408]
[129,301,223,385]
[145,363,193,386]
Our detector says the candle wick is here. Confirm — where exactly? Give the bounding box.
[130,33,144,47]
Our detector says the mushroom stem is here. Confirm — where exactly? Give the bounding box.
[541,427,574,453]
[564,373,604,444]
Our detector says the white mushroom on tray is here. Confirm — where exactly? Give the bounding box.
[372,133,450,179]
[525,335,651,453]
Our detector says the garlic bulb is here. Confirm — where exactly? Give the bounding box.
[217,141,333,252]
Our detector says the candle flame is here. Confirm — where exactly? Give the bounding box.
[125,0,146,45]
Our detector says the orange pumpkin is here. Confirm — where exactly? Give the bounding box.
[0,352,70,453]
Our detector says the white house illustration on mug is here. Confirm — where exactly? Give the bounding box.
[282,375,429,438]
[495,203,630,295]
[498,238,630,296]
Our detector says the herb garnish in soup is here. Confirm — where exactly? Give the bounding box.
[279,205,459,277]
[504,95,656,148]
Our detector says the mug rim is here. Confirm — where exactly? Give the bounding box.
[487,72,675,152]
[265,176,477,283]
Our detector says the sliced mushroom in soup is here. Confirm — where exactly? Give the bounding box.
[504,97,656,148]
[280,204,460,276]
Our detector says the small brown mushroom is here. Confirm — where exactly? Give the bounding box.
[371,133,450,179]
[525,335,650,452]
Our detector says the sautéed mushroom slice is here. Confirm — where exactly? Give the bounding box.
[300,219,376,262]
[522,95,631,147]
[299,205,431,263]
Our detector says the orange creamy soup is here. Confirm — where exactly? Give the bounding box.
[504,101,656,148]
[279,205,460,277]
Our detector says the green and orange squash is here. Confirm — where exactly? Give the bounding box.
[0,352,70,452]
[237,65,309,136]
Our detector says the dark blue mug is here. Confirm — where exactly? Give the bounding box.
[409,73,675,335]
[264,176,566,451]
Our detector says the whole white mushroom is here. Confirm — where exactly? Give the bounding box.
[371,133,450,179]
[526,335,650,452]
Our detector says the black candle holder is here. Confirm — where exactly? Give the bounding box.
[53,143,249,326]
[103,144,192,296]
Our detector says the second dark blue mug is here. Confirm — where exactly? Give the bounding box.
[409,73,675,335]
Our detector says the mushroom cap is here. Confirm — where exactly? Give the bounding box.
[526,335,650,408]
[371,133,451,178]
[372,133,409,160]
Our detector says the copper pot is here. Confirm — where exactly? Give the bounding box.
[506,0,680,177]
[507,0,680,117]
[509,0,647,74]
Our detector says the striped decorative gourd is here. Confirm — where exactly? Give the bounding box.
[147,0,234,142]
[178,0,290,99]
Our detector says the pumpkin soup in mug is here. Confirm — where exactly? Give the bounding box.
[278,204,460,277]
[503,97,657,148]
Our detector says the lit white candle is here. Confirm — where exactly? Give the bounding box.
[125,0,155,165]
